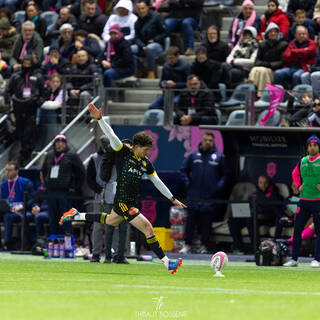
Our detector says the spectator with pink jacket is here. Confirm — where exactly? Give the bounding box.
[228,0,261,49]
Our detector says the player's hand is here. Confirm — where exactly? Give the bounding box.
[88,103,102,120]
[171,198,187,208]
[298,183,304,192]
[317,184,320,191]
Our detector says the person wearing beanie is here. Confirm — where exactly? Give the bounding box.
[224,26,259,85]
[228,0,261,48]
[191,46,222,99]
[248,22,288,96]
[101,0,137,45]
[55,23,74,61]
[100,23,135,88]
[41,133,85,237]
[257,0,290,40]
[284,134,320,267]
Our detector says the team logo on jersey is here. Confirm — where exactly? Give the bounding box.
[129,207,139,215]
[142,161,147,167]
[211,154,217,160]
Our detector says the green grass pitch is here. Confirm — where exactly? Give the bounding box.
[0,253,319,320]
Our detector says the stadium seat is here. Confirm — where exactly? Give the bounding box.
[254,85,288,109]
[218,83,227,102]
[256,109,281,126]
[14,11,25,24]
[140,109,164,126]
[292,84,313,106]
[225,110,251,126]
[204,0,234,6]
[220,83,255,108]
[40,11,58,27]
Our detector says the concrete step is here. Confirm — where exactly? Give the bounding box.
[107,101,149,114]
[222,17,233,32]
[137,78,160,88]
[125,89,162,104]
[109,114,144,125]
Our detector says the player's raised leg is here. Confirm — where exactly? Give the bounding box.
[60,208,124,226]
[129,214,182,274]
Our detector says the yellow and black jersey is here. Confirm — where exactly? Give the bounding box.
[114,144,155,203]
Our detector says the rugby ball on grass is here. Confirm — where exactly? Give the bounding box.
[210,251,228,276]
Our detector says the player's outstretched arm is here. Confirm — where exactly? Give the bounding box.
[88,103,122,151]
[148,172,187,208]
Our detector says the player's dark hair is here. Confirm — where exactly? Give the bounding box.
[132,131,153,147]
[187,74,199,81]
[7,161,19,170]
[166,46,180,56]
[203,132,214,139]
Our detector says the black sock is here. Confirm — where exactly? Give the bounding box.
[147,236,165,260]
[85,213,107,224]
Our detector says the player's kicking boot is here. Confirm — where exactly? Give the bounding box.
[60,208,183,274]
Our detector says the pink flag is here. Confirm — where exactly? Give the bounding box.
[259,83,285,126]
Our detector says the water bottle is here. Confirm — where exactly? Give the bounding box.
[59,240,65,258]
[48,242,54,257]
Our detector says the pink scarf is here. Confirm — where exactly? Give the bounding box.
[107,25,124,62]
[19,38,31,61]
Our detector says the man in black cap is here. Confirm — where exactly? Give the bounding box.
[41,134,85,236]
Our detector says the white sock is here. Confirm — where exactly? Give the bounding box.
[75,212,86,220]
[161,256,169,268]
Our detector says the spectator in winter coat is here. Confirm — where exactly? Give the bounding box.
[228,0,261,49]
[257,0,290,41]
[148,46,190,110]
[7,55,46,166]
[223,26,259,86]
[41,134,85,236]
[301,38,320,97]
[165,0,204,56]
[201,25,229,63]
[174,74,217,126]
[55,23,74,61]
[77,0,108,37]
[68,49,99,111]
[24,3,47,41]
[0,17,19,65]
[248,22,288,96]
[287,0,317,19]
[179,132,226,254]
[274,25,317,87]
[289,9,315,41]
[10,21,44,71]
[70,29,102,62]
[38,73,67,124]
[0,7,21,32]
[133,0,168,79]
[100,24,135,88]
[40,45,71,83]
[191,47,222,100]
[101,0,137,45]
[47,6,78,41]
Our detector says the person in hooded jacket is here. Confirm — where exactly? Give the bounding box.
[223,26,259,86]
[101,0,137,45]
[179,132,226,254]
[100,24,135,88]
[41,134,85,236]
[201,25,229,63]
[248,22,288,96]
[0,17,19,65]
[6,54,46,166]
[257,0,290,41]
